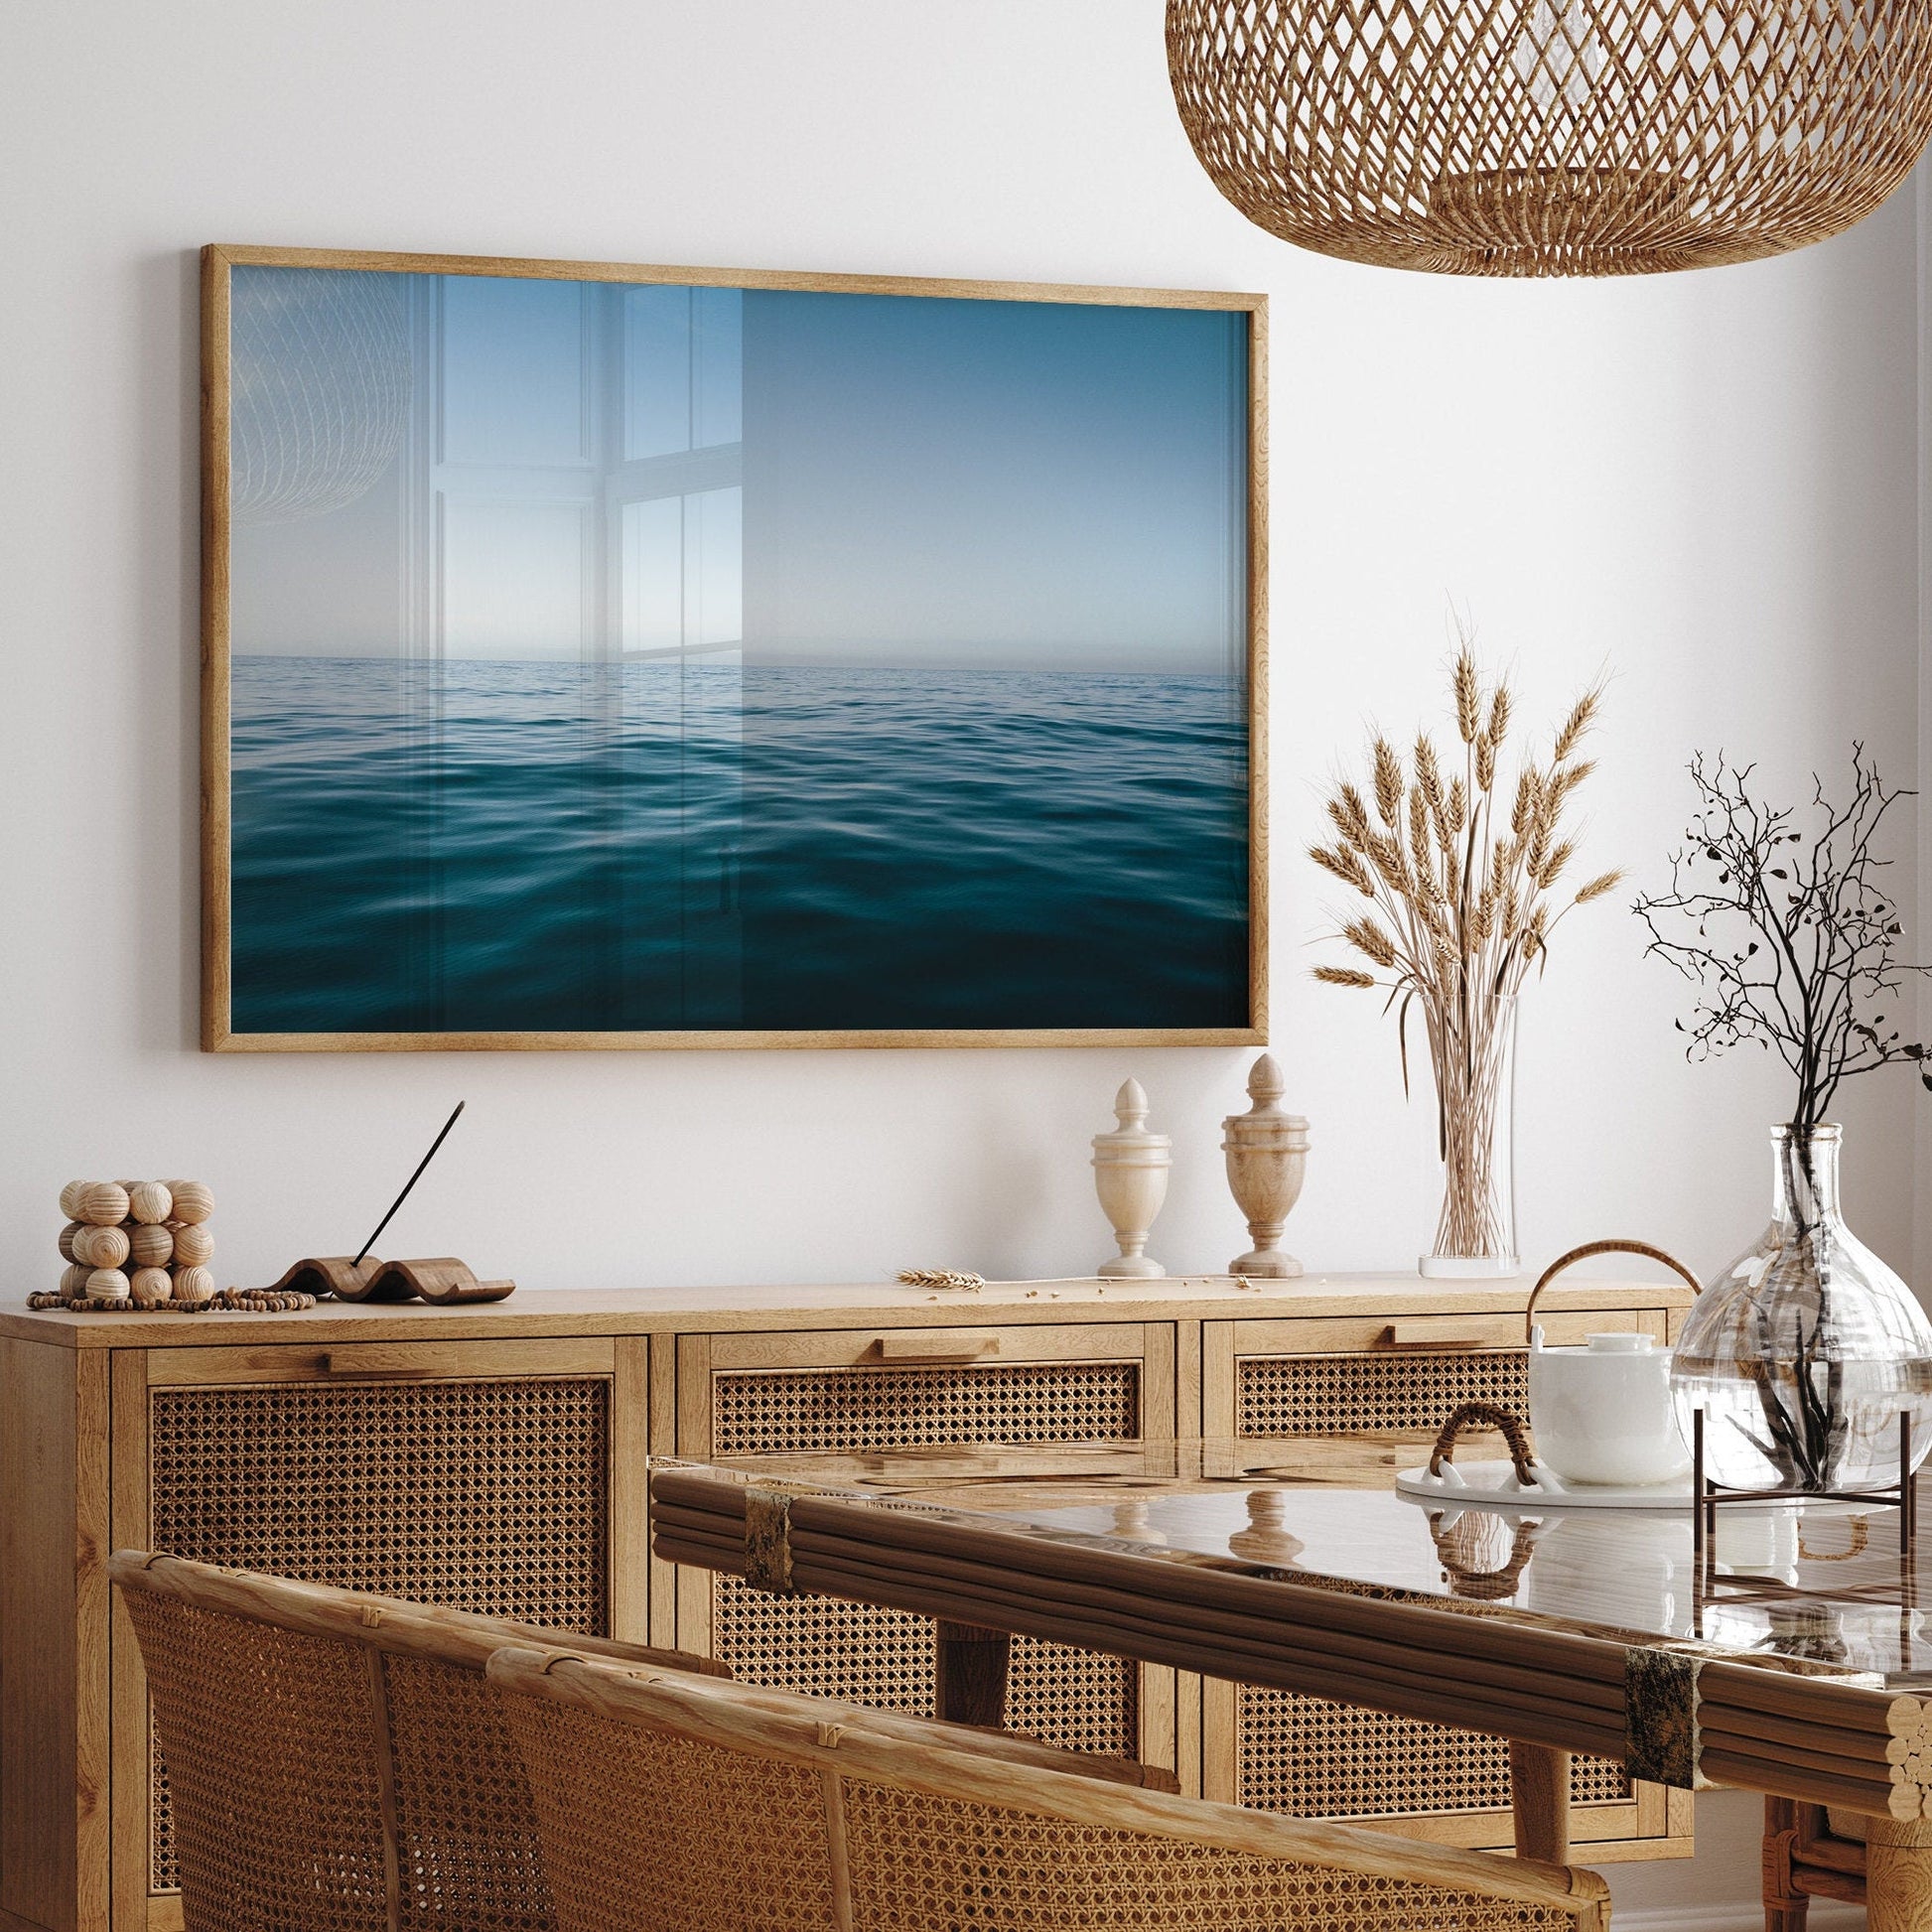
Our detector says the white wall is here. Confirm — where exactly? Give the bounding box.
[3,3,1923,1919]
[1918,169,1932,1311]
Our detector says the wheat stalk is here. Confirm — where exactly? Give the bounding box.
[1312,638,1617,1259]
[897,1268,987,1292]
[1373,737,1405,825]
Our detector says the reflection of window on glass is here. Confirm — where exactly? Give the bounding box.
[609,287,744,1025]
[622,490,742,659]
[618,283,744,658]
[404,277,745,1028]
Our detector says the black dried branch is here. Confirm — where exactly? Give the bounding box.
[1633,746,1930,1143]
[1732,1300,1847,1486]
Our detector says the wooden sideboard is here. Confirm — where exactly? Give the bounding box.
[0,1272,1693,1932]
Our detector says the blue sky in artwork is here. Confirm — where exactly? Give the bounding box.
[741,291,1248,674]
[230,268,1249,679]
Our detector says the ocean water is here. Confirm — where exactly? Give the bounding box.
[230,656,1249,1034]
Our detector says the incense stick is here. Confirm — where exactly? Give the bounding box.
[352,1102,466,1267]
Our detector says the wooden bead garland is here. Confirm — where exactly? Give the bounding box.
[36,1178,262,1312]
[208,1287,315,1311]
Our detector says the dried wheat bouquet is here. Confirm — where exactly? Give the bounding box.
[1311,640,1621,1257]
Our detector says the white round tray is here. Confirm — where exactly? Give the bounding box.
[1395,1461,1694,1511]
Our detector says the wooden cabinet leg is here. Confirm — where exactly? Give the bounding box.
[1508,1740,1571,1863]
[1868,1817,1932,1932]
[935,1619,1011,1728]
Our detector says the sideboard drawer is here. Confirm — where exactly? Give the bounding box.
[673,1323,1174,1770]
[701,1322,1156,1455]
[1224,1307,1665,1365]
[1239,1344,1533,1439]
[705,1319,1148,1376]
[144,1336,616,1384]
[1199,1305,1687,1860]
[1218,1309,1665,1442]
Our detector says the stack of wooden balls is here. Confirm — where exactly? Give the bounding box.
[57,1180,215,1308]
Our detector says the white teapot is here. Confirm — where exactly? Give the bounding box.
[1526,1241,1703,1487]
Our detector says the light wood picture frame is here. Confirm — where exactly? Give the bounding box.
[202,245,1267,1051]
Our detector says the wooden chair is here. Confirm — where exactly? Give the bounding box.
[487,1641,1617,1932]
[109,1550,729,1932]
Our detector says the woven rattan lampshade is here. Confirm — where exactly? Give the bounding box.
[1168,0,1932,275]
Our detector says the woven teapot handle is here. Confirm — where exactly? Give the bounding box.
[1428,1401,1540,1488]
[1524,1239,1702,1346]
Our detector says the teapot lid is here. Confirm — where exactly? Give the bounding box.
[1586,1331,1655,1353]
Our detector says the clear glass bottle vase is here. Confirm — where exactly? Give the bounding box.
[1670,1124,1932,1491]
[1418,991,1518,1279]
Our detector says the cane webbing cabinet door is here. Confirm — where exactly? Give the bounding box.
[670,1321,1178,1774]
[106,1335,645,1932]
[1199,1304,1692,1862]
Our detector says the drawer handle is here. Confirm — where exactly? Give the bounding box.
[319,1351,437,1379]
[1377,1324,1498,1350]
[868,1336,1001,1365]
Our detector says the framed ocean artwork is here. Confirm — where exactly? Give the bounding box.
[201,245,1266,1050]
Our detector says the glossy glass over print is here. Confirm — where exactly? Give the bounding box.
[220,264,1253,1037]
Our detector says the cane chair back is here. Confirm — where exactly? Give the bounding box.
[488,1644,1614,1932]
[109,1552,726,1932]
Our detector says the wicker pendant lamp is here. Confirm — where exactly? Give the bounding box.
[1168,0,1932,275]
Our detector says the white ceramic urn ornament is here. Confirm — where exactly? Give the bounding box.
[1091,1079,1172,1279]
[1221,1054,1311,1278]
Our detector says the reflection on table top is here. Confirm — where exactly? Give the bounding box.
[650,1437,1931,1682]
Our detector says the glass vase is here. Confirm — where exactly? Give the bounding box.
[1417,991,1519,1279]
[1670,1125,1932,1491]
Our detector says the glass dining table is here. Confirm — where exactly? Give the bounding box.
[650,1436,1932,1926]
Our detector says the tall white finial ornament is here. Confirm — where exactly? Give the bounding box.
[1222,1054,1311,1279]
[1091,1080,1172,1279]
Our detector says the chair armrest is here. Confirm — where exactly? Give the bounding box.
[480,1616,730,1679]
[108,1550,731,1678]
[948,1726,1180,1792]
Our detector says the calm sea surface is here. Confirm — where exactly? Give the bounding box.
[230,656,1249,1033]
